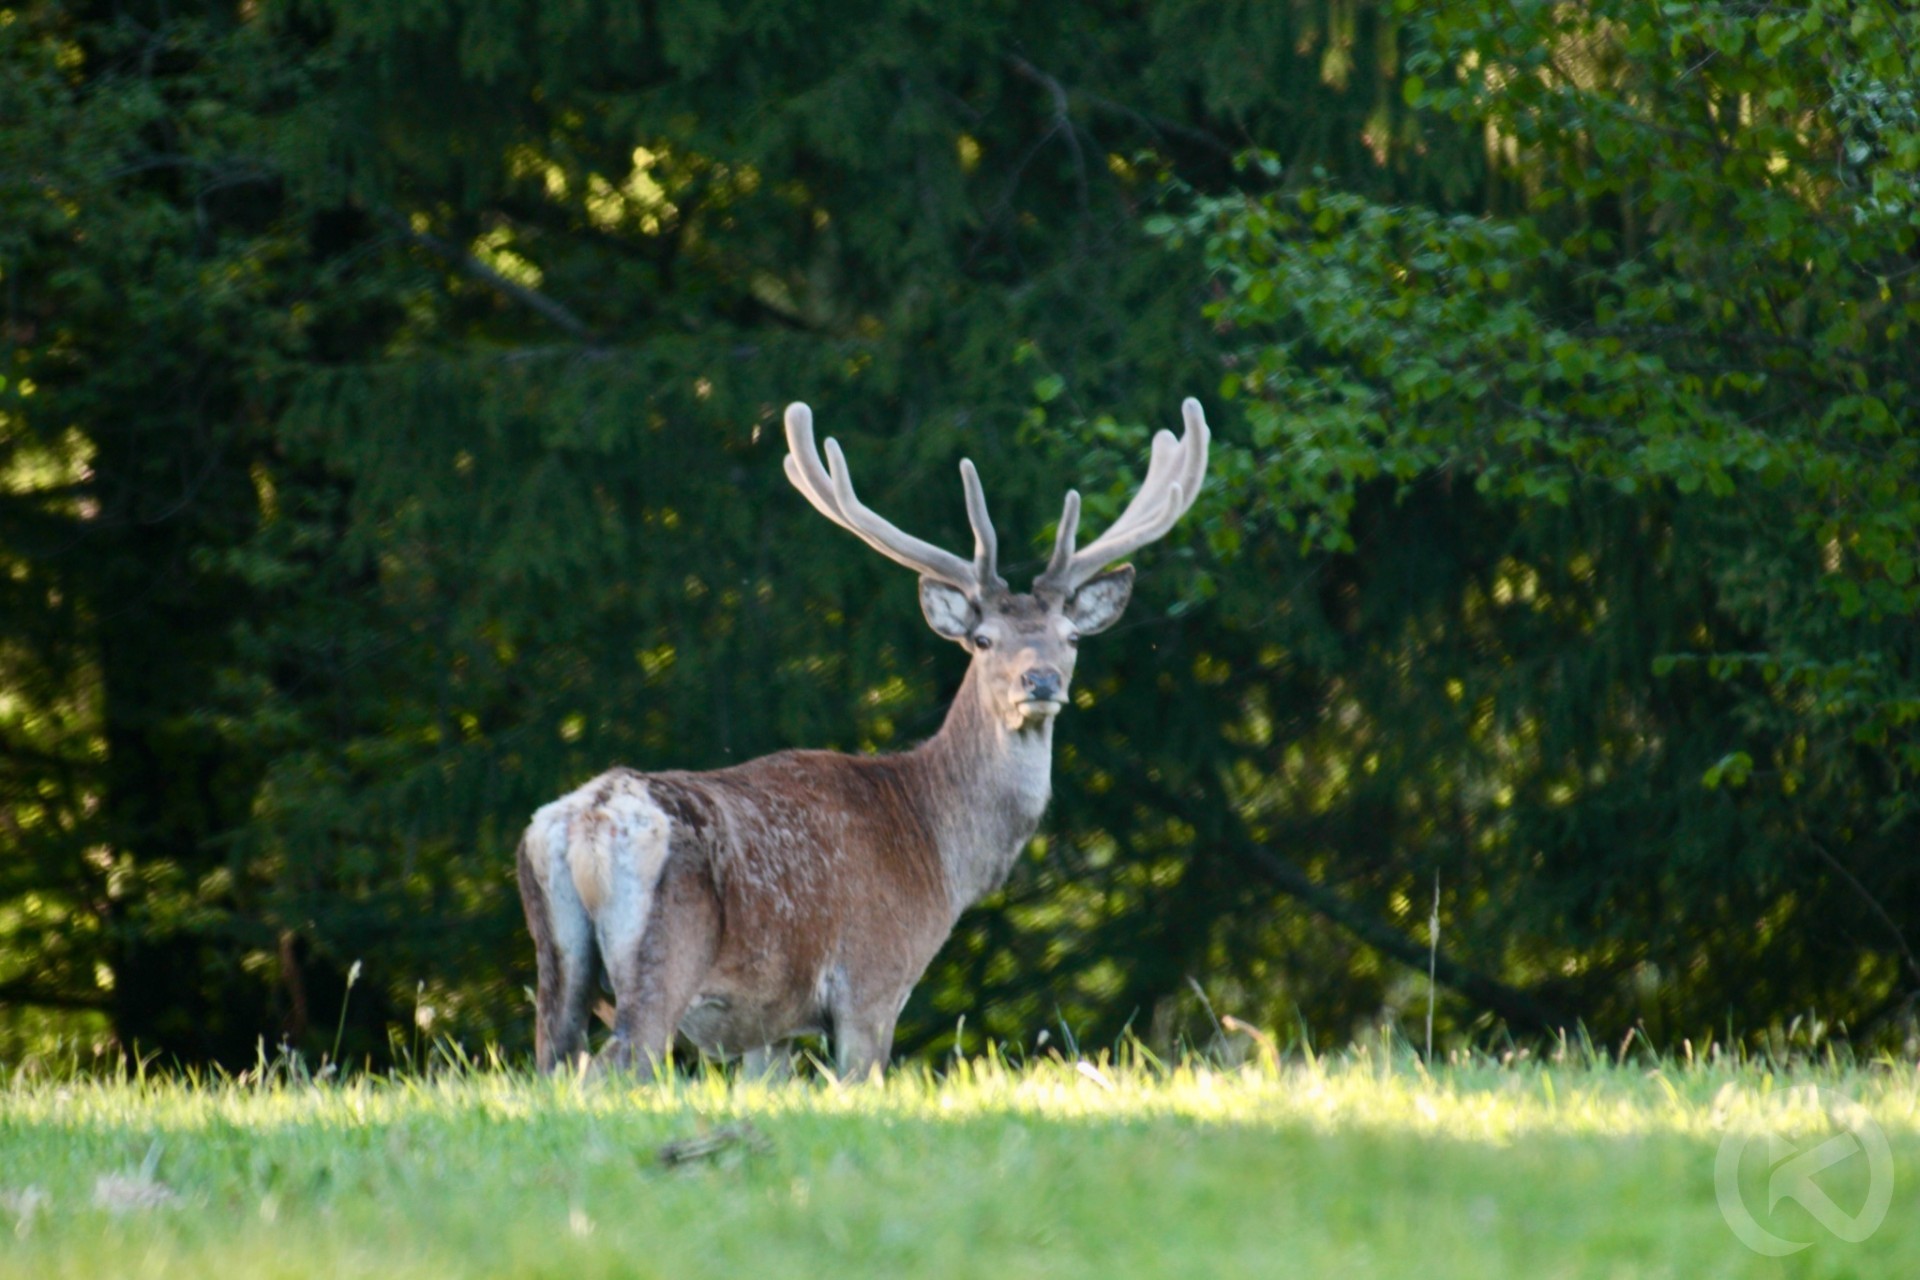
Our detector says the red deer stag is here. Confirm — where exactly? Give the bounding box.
[516,398,1209,1079]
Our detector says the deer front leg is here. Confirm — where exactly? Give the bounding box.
[831,987,905,1084]
[831,1022,893,1083]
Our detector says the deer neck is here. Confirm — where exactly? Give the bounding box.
[911,663,1056,916]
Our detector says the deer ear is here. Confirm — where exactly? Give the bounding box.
[1066,565,1134,634]
[919,578,980,642]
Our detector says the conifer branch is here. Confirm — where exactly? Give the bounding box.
[381,210,599,343]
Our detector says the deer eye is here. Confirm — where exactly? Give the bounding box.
[973,634,993,650]
[1067,633,1080,648]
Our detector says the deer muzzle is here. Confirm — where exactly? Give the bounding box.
[1018,667,1066,715]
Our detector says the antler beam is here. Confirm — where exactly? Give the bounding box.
[783,402,1005,595]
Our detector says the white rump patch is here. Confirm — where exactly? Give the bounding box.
[566,791,669,915]
[524,776,676,993]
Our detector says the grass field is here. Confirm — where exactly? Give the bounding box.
[0,1043,1913,1278]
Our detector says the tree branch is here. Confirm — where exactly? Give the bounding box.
[380,210,600,342]
[1809,838,1920,988]
[1106,757,1575,1035]
[1005,54,1238,159]
[1230,832,1574,1034]
[1006,56,1090,225]
[0,978,109,1012]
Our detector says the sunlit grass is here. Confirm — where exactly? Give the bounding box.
[1,1042,1914,1278]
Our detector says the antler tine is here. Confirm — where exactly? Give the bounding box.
[1109,398,1209,541]
[1096,429,1183,546]
[1176,396,1209,513]
[783,403,847,524]
[782,402,981,590]
[1042,490,1081,584]
[1037,398,1209,594]
[959,459,1005,591]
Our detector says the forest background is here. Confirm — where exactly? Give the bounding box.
[2,0,1916,1069]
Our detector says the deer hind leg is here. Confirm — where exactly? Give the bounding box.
[598,844,720,1079]
[566,788,705,1079]
[517,826,598,1073]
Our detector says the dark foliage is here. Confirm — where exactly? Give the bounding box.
[2,0,1914,1066]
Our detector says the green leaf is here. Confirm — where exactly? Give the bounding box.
[1702,752,1753,790]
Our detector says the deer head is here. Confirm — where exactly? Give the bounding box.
[783,399,1209,732]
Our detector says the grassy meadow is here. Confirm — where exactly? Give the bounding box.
[0,1043,1913,1278]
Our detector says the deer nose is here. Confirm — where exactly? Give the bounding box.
[1021,668,1064,702]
